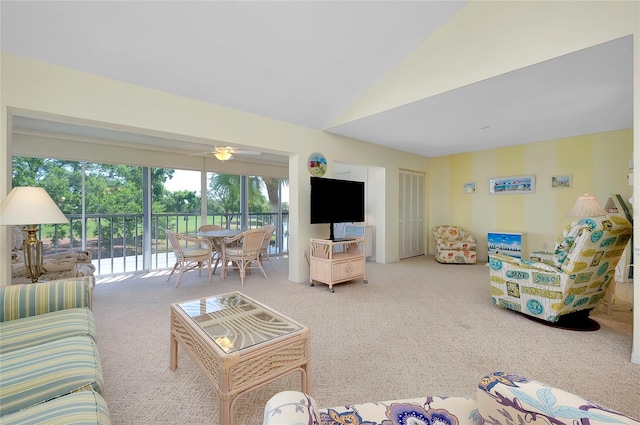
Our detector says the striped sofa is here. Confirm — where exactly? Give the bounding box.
[0,277,111,425]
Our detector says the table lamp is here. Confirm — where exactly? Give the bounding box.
[0,187,69,282]
[566,194,607,218]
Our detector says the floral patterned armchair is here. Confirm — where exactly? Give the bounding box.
[489,215,632,327]
[264,371,639,425]
[432,225,477,264]
[10,225,95,285]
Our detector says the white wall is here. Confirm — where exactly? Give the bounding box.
[0,53,429,287]
[330,162,382,262]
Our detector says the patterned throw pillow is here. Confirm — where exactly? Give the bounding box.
[10,226,23,251]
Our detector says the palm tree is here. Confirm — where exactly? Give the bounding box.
[261,177,288,213]
[208,174,266,228]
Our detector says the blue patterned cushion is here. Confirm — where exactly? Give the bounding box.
[0,335,104,416]
[489,215,632,322]
[0,390,111,425]
[0,308,97,354]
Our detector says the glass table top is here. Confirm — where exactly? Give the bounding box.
[175,292,302,353]
[196,229,242,238]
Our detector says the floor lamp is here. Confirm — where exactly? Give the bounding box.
[0,187,69,283]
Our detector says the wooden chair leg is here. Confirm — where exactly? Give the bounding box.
[605,280,616,315]
[175,267,186,288]
[239,260,246,286]
[212,254,221,275]
[167,262,179,282]
[256,259,268,280]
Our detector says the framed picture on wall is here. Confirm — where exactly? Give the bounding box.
[489,175,535,194]
[463,182,477,193]
[551,174,572,188]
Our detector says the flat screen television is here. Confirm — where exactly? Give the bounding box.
[310,176,365,241]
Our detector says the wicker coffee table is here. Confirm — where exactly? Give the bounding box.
[170,291,310,425]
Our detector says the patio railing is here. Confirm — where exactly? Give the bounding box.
[40,212,289,276]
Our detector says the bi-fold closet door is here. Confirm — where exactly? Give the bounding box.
[399,170,424,259]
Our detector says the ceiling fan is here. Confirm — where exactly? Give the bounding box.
[192,146,261,161]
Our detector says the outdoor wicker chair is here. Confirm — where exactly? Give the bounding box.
[166,229,213,287]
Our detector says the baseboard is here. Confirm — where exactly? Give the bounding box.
[632,351,640,365]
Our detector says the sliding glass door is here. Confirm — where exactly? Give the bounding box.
[11,156,289,276]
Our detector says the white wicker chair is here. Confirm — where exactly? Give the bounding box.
[166,229,213,287]
[258,224,276,268]
[222,228,268,286]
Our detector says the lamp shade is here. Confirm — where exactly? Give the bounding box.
[0,187,69,225]
[566,194,607,218]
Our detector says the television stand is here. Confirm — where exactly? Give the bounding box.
[309,237,367,292]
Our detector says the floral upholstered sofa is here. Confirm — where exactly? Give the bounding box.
[263,372,639,425]
[432,225,477,264]
[10,225,95,284]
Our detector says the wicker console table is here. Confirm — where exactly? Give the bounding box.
[170,292,310,425]
[309,237,367,292]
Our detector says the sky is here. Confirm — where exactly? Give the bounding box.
[164,169,201,193]
[164,169,288,202]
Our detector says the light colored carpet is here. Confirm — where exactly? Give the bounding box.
[92,255,639,425]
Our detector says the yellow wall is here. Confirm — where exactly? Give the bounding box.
[429,129,633,260]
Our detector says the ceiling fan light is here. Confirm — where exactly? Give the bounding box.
[214,151,233,161]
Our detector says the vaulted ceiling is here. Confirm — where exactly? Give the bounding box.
[1,1,633,159]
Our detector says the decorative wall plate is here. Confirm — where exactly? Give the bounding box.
[308,152,327,177]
